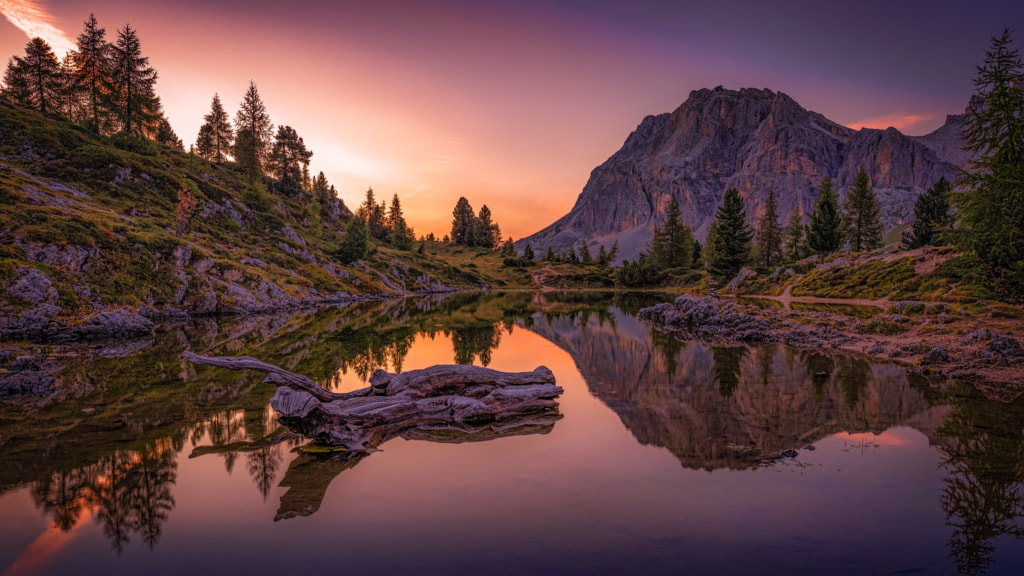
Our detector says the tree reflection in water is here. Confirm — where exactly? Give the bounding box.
[932,383,1024,575]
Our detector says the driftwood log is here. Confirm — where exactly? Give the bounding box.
[183,351,562,450]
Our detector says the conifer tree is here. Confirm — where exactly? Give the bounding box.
[708,188,752,280]
[268,125,312,195]
[651,196,695,269]
[234,81,273,174]
[956,27,1024,297]
[703,221,720,271]
[357,188,388,241]
[334,216,369,264]
[312,172,332,209]
[579,243,593,265]
[194,124,215,160]
[4,38,62,114]
[156,116,183,150]
[544,246,556,262]
[109,24,160,137]
[201,94,233,162]
[387,194,413,249]
[609,240,619,264]
[523,244,535,261]
[57,54,84,122]
[476,205,497,249]
[72,13,110,133]
[904,177,953,249]
[784,208,805,262]
[755,188,784,267]
[807,176,844,260]
[502,237,517,258]
[842,169,884,252]
[597,244,610,266]
[451,197,476,246]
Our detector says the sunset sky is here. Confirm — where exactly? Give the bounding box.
[1,0,1021,238]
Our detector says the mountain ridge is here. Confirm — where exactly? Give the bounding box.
[520,86,965,262]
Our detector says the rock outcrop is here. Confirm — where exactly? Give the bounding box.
[520,86,963,262]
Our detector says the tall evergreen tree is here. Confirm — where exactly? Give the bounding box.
[956,27,1024,297]
[72,13,111,133]
[476,205,498,249]
[755,188,784,267]
[57,54,83,122]
[357,187,388,241]
[451,197,477,246]
[109,24,160,137]
[651,196,695,269]
[703,221,720,271]
[194,123,216,161]
[502,237,517,258]
[201,94,233,162]
[784,208,805,262]
[4,38,62,114]
[388,194,413,249]
[234,81,273,174]
[905,177,953,249]
[842,169,884,252]
[523,244,535,261]
[268,125,312,195]
[708,188,752,280]
[807,175,844,260]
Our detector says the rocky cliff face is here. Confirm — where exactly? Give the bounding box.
[521,87,963,262]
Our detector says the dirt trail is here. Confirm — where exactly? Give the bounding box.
[531,264,558,292]
[750,276,890,309]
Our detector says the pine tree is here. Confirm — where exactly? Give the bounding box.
[312,172,332,209]
[523,244,535,261]
[842,169,884,252]
[334,216,369,264]
[708,188,752,280]
[544,246,556,262]
[904,177,953,249]
[357,188,388,241]
[451,197,476,246]
[109,24,160,137]
[268,125,312,195]
[202,93,233,162]
[57,54,83,122]
[807,175,844,260]
[651,196,694,269]
[72,13,110,133]
[609,240,619,264]
[476,205,497,249]
[755,188,784,267]
[194,123,216,160]
[703,221,720,271]
[387,194,413,249]
[501,237,517,258]
[784,208,805,262]
[579,243,593,265]
[234,81,273,174]
[5,38,62,114]
[956,27,1024,297]
[597,244,610,266]
[156,116,183,150]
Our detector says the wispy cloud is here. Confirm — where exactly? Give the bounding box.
[0,0,75,56]
[846,113,933,134]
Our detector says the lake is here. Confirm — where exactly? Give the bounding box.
[1,291,1023,575]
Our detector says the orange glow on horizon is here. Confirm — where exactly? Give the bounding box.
[845,113,933,134]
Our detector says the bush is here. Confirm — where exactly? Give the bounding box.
[860,320,906,335]
[111,134,160,157]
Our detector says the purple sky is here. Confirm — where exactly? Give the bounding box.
[1,0,1020,236]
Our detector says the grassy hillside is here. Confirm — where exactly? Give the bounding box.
[0,101,503,338]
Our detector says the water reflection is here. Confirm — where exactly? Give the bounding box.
[1,292,1024,574]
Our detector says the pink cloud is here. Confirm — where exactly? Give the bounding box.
[0,0,75,56]
[846,113,933,134]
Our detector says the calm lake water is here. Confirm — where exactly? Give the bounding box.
[2,292,1023,576]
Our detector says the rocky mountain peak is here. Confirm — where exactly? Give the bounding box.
[521,87,963,263]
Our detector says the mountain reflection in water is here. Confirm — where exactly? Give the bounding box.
[1,292,1023,575]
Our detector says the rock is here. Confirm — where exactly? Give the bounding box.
[194,258,215,275]
[139,306,191,324]
[922,345,949,365]
[0,370,54,398]
[0,304,60,338]
[72,309,155,339]
[518,86,959,262]
[15,240,99,272]
[726,266,756,292]
[7,267,57,305]
[173,245,192,268]
[989,334,1023,359]
[280,225,307,246]
[638,296,774,342]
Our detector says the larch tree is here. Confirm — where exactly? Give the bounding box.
[708,188,752,280]
[72,13,111,133]
[202,93,233,162]
[651,195,695,269]
[807,175,844,260]
[268,125,312,195]
[5,38,62,114]
[234,81,274,174]
[904,177,953,249]
[955,27,1024,298]
[755,188,784,267]
[842,169,884,252]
